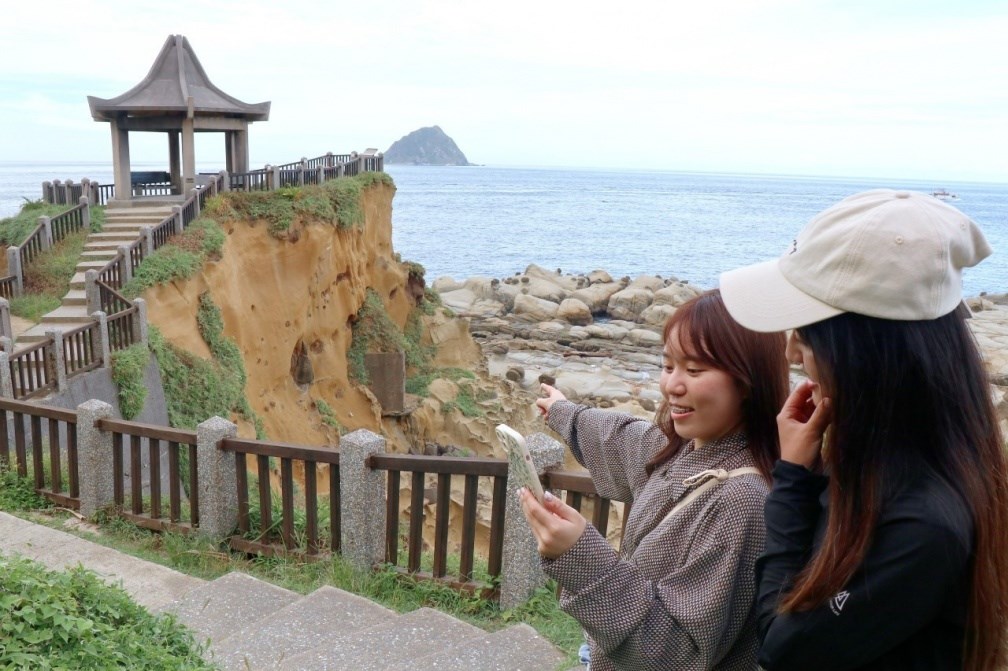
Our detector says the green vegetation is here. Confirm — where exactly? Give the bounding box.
[0,463,51,511]
[110,343,150,420]
[0,555,215,670]
[122,218,225,298]
[0,201,68,247]
[348,289,408,385]
[204,172,395,238]
[314,399,344,433]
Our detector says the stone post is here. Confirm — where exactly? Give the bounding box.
[499,432,565,608]
[91,311,111,367]
[6,248,22,296]
[116,245,133,283]
[77,399,115,518]
[79,195,91,231]
[316,166,324,184]
[195,416,238,539]
[140,226,153,257]
[52,180,63,205]
[85,270,100,314]
[133,298,149,345]
[219,169,229,192]
[0,298,12,342]
[272,165,280,191]
[38,216,52,250]
[45,329,67,392]
[339,429,387,571]
[0,338,12,357]
[190,187,201,218]
[42,181,52,204]
[172,206,183,235]
[0,352,12,398]
[299,158,307,186]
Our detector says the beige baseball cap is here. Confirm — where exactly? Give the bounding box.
[720,189,992,332]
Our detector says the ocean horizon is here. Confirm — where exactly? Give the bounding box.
[1,161,1005,296]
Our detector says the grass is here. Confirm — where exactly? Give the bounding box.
[122,218,225,298]
[0,201,69,247]
[348,288,408,385]
[110,343,150,420]
[314,398,344,433]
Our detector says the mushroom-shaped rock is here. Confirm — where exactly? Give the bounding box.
[653,283,703,307]
[572,282,623,313]
[640,303,677,327]
[557,298,593,326]
[607,287,655,322]
[512,293,560,322]
[586,269,613,285]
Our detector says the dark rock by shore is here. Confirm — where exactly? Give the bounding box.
[385,126,472,165]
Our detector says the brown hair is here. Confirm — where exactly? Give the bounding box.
[647,289,788,481]
[780,309,1008,671]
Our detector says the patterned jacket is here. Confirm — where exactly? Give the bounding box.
[542,400,768,671]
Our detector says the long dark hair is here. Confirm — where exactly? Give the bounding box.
[648,289,788,481]
[780,308,1008,671]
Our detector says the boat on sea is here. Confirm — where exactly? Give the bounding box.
[930,189,959,201]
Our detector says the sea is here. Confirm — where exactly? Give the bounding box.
[1,161,1005,296]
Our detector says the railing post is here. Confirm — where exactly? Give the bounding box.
[171,206,183,235]
[39,216,53,250]
[6,248,23,297]
[85,270,100,314]
[116,245,133,283]
[316,166,324,184]
[79,195,91,231]
[272,165,280,191]
[76,399,114,518]
[140,226,153,257]
[195,415,239,539]
[91,311,111,367]
[64,180,74,204]
[0,298,11,342]
[42,181,52,204]
[190,187,200,218]
[339,429,387,571]
[219,169,230,193]
[0,351,12,398]
[45,329,67,392]
[299,157,307,186]
[52,180,63,205]
[499,432,566,608]
[325,151,334,168]
[133,298,149,346]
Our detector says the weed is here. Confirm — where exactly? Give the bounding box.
[110,343,150,420]
[0,463,51,511]
[122,218,225,297]
[315,399,344,433]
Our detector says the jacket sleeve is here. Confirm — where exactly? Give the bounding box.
[545,400,667,501]
[756,461,971,671]
[544,478,767,671]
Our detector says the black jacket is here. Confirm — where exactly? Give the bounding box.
[756,461,972,670]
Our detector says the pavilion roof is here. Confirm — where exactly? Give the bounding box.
[88,34,270,121]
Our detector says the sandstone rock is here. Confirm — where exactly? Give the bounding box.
[463,276,500,301]
[587,269,613,285]
[512,293,560,322]
[640,303,677,327]
[530,321,569,340]
[607,287,654,322]
[628,328,663,347]
[538,373,556,386]
[653,283,703,307]
[629,275,666,292]
[965,296,996,312]
[526,277,569,303]
[524,263,580,291]
[567,325,592,341]
[432,276,463,293]
[584,324,629,341]
[557,298,593,325]
[639,398,657,412]
[505,366,525,382]
[572,282,623,313]
[427,378,459,404]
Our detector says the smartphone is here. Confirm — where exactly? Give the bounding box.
[496,423,545,503]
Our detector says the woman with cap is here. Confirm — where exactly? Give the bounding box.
[719,189,1008,671]
[519,289,789,670]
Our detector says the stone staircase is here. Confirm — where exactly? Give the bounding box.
[15,203,174,350]
[0,512,571,671]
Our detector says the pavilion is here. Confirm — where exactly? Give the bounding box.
[87,34,270,204]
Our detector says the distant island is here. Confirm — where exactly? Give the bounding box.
[385,126,472,166]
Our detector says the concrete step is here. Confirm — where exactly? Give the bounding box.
[214,586,397,671]
[279,607,485,671]
[69,273,87,289]
[40,306,91,324]
[406,623,568,671]
[62,289,87,306]
[80,251,119,261]
[159,572,301,646]
[75,261,112,272]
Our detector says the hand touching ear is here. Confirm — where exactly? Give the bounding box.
[518,488,587,559]
[778,380,832,469]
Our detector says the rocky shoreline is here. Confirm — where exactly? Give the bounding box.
[434,264,1008,429]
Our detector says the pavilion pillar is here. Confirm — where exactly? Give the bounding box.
[182,117,196,193]
[234,127,250,174]
[168,131,182,195]
[224,132,235,174]
[110,119,131,202]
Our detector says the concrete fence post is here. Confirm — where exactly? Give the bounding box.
[0,337,12,356]
[85,270,100,314]
[499,432,565,608]
[45,329,67,392]
[42,181,52,204]
[272,165,280,191]
[116,245,133,283]
[299,158,307,186]
[140,226,153,257]
[79,195,91,231]
[219,169,229,193]
[39,216,52,250]
[190,187,200,218]
[339,429,387,571]
[195,416,239,539]
[0,298,12,342]
[0,352,13,398]
[52,180,63,205]
[171,206,183,235]
[91,311,111,367]
[6,248,23,297]
[133,298,149,345]
[325,151,334,168]
[316,166,324,184]
[63,180,74,205]
[77,399,115,518]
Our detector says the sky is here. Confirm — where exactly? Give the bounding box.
[2,0,1007,182]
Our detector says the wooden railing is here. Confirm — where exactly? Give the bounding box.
[96,418,199,533]
[9,340,56,400]
[0,276,17,300]
[62,321,103,379]
[49,200,89,245]
[107,306,138,353]
[19,221,47,269]
[150,214,176,251]
[0,398,79,509]
[220,437,341,557]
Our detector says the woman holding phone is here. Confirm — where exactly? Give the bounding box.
[519,289,788,670]
[720,189,1008,671]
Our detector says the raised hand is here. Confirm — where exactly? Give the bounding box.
[535,383,567,418]
[518,488,587,559]
[777,379,832,469]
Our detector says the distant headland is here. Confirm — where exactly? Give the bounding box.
[385,126,473,166]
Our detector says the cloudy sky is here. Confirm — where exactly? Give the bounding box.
[2,0,1006,182]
